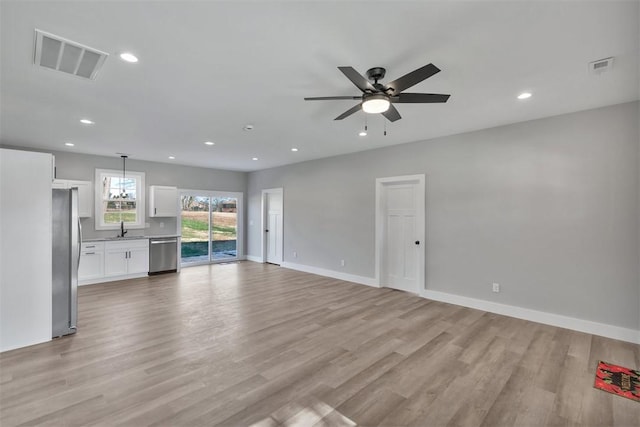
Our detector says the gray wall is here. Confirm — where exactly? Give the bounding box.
[0,148,248,241]
[247,102,640,331]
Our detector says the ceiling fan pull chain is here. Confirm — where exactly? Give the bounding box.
[384,117,387,136]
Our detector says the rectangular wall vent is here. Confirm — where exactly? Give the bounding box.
[588,57,614,75]
[34,29,108,80]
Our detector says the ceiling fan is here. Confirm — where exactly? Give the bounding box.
[304,63,450,122]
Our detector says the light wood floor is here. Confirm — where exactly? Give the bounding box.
[1,262,638,426]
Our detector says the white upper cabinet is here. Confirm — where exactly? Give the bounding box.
[149,185,177,217]
[53,179,92,218]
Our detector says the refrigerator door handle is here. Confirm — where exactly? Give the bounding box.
[70,188,79,330]
[77,218,82,271]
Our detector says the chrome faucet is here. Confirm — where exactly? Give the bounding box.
[119,221,128,238]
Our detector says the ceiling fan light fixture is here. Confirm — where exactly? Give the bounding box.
[362,94,390,114]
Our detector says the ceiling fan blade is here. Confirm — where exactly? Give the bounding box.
[304,96,362,101]
[386,63,441,94]
[393,93,450,103]
[381,104,401,122]
[338,67,376,93]
[334,103,362,120]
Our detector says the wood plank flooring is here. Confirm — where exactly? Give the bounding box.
[1,262,638,426]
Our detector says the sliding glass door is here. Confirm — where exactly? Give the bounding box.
[179,191,242,266]
[210,197,238,260]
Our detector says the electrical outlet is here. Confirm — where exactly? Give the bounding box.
[492,283,500,293]
[293,251,297,258]
[341,259,345,267]
[159,222,164,228]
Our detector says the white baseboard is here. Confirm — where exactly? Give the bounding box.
[423,290,640,344]
[245,255,262,263]
[280,262,379,288]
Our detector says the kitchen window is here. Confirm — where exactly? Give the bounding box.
[94,169,145,230]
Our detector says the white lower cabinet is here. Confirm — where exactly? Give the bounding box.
[78,242,104,284]
[104,247,129,277]
[79,239,149,285]
[127,245,150,275]
[104,240,149,277]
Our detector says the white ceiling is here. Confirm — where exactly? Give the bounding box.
[1,1,638,172]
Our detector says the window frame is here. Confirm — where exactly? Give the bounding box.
[94,168,146,230]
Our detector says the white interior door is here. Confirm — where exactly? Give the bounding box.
[263,188,283,264]
[376,176,425,294]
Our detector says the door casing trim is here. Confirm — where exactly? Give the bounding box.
[375,174,426,295]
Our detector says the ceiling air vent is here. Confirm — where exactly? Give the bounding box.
[34,29,108,80]
[588,57,614,75]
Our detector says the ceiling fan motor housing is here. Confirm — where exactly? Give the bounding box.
[366,67,386,83]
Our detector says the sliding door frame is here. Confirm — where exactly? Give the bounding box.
[177,189,244,266]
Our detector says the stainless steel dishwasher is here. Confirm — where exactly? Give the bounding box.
[149,237,178,275]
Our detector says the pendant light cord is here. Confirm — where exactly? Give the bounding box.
[119,155,128,237]
[121,155,127,198]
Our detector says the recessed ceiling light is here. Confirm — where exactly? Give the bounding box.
[80,119,94,125]
[119,52,138,63]
[359,131,367,136]
[204,141,215,146]
[243,124,254,131]
[291,148,298,152]
[168,156,175,160]
[64,142,74,147]
[517,92,532,100]
[252,157,258,161]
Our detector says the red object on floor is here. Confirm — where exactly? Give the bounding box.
[594,360,640,402]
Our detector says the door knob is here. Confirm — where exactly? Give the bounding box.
[265,229,269,232]
[415,241,420,245]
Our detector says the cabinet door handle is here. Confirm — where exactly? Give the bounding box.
[86,245,95,248]
[85,252,95,255]
[154,208,157,215]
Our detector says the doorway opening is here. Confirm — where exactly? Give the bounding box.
[375,175,425,294]
[179,190,243,266]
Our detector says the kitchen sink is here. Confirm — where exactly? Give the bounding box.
[103,236,148,241]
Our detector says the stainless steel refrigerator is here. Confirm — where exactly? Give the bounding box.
[52,188,81,337]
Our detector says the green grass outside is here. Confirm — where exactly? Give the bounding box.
[181,218,236,242]
[181,218,236,234]
[104,212,136,223]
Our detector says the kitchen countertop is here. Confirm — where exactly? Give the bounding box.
[83,235,180,242]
